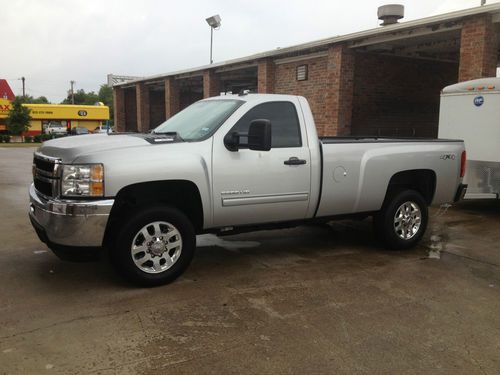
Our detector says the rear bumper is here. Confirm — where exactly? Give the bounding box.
[454,183,468,202]
[29,183,114,247]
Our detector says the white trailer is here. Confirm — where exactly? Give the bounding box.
[438,78,500,199]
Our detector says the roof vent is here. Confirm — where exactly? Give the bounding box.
[378,4,404,26]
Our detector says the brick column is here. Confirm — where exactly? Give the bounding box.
[257,59,275,93]
[113,87,126,132]
[324,44,355,136]
[203,70,220,98]
[459,14,497,82]
[165,77,180,119]
[136,83,150,132]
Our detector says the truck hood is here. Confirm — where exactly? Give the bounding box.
[38,134,152,162]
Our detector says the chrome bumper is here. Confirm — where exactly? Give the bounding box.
[29,183,114,247]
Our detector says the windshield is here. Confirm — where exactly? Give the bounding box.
[153,99,243,141]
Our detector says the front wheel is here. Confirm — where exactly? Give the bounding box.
[373,189,428,250]
[111,206,196,287]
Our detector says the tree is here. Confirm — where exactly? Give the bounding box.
[98,84,112,106]
[60,84,114,122]
[61,89,99,105]
[98,84,114,121]
[16,95,50,104]
[7,97,31,135]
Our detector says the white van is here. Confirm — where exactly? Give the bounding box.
[438,78,500,199]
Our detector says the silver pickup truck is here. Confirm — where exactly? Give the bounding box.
[29,94,467,286]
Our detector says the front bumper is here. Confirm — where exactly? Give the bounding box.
[29,183,114,247]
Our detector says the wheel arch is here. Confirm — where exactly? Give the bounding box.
[103,180,204,247]
[383,169,436,206]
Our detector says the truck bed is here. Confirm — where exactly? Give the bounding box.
[320,136,463,144]
[315,136,465,218]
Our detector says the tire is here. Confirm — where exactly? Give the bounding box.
[373,189,428,250]
[110,206,196,287]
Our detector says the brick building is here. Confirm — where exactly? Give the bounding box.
[113,4,500,138]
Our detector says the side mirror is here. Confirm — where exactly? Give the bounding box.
[248,119,272,151]
[224,119,272,152]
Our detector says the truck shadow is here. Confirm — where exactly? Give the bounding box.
[34,219,427,289]
[190,220,426,278]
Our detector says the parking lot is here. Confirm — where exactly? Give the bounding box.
[1,146,500,374]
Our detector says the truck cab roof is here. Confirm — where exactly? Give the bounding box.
[204,93,302,103]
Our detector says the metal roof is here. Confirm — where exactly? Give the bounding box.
[442,77,500,93]
[115,3,500,88]
[0,79,15,100]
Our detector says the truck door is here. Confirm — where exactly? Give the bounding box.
[212,99,311,227]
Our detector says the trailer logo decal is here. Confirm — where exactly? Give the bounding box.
[473,96,484,107]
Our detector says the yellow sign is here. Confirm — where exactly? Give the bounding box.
[0,100,109,121]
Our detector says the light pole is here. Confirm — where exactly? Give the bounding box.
[205,14,221,64]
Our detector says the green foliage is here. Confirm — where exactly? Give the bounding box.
[4,135,10,143]
[24,136,33,143]
[34,134,42,143]
[7,98,31,135]
[98,84,112,105]
[60,84,113,121]
[61,89,99,105]
[16,95,50,104]
[99,84,114,121]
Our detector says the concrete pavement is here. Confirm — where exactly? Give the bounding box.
[1,146,499,374]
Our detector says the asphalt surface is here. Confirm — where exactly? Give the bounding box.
[1,146,499,374]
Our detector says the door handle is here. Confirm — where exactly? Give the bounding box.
[284,157,307,166]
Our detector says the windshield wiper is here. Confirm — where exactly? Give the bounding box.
[151,131,184,141]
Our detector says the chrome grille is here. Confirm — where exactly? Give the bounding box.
[33,153,61,198]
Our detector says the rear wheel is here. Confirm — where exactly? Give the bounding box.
[373,189,428,250]
[111,206,195,287]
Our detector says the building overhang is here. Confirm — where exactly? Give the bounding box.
[114,3,500,89]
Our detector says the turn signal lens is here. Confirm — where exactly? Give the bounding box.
[90,164,103,182]
[90,181,104,196]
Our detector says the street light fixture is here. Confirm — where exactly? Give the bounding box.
[205,14,221,64]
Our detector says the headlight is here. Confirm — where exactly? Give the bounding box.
[61,164,104,197]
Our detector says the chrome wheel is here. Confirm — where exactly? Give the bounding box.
[131,221,182,274]
[393,201,422,240]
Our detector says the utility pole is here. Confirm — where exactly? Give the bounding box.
[21,77,25,97]
[70,80,75,104]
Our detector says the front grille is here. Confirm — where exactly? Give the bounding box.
[33,153,60,198]
[34,157,55,175]
[34,178,53,197]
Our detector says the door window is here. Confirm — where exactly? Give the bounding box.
[230,102,302,148]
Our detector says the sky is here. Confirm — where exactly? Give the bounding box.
[3,0,499,102]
